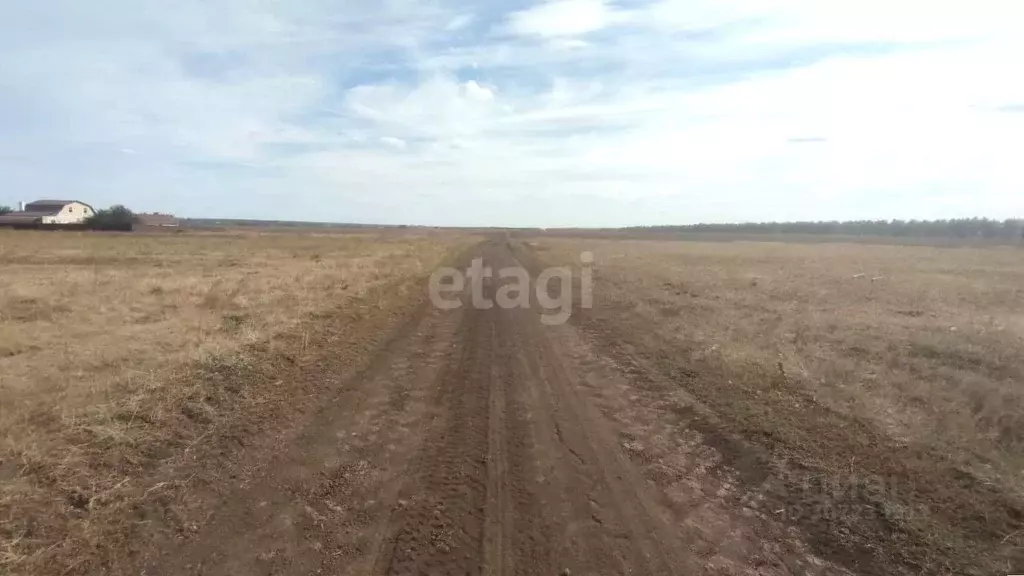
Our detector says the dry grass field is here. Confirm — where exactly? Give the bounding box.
[521,237,1024,574]
[4,228,1023,575]
[0,228,476,573]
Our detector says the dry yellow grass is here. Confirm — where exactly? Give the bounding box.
[0,228,476,572]
[1,230,448,393]
[525,236,1024,573]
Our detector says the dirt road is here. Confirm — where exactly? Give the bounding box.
[146,240,845,575]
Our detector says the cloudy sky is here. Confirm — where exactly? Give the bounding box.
[2,1,1022,226]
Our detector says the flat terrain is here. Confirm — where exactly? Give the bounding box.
[522,236,1024,575]
[0,228,476,572]
[2,230,1023,575]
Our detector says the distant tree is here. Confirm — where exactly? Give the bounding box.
[86,205,138,231]
[0,205,12,215]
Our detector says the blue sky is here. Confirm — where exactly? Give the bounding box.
[2,0,1022,227]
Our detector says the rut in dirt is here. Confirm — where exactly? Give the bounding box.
[372,271,549,576]
[148,240,704,575]
[372,241,691,576]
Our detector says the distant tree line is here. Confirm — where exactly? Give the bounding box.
[631,218,1024,240]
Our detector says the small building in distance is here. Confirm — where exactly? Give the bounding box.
[0,200,96,227]
[135,213,180,228]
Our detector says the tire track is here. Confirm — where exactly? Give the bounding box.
[374,299,496,576]
[371,240,694,576]
[483,318,510,576]
[514,308,696,575]
[148,290,465,576]
[372,247,555,576]
[151,238,846,576]
[489,289,552,576]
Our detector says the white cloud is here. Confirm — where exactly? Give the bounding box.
[380,136,408,149]
[445,14,475,31]
[463,80,495,102]
[505,0,621,38]
[347,77,499,140]
[548,38,590,50]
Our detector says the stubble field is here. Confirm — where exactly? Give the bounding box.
[522,235,1024,574]
[0,228,477,573]
[2,228,1022,576]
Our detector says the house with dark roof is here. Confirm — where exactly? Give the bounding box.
[0,200,96,227]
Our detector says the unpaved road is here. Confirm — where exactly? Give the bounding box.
[146,240,845,575]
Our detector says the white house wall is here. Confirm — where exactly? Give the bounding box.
[43,202,94,224]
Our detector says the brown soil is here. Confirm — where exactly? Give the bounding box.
[512,237,1024,576]
[60,239,844,576]
[16,237,949,575]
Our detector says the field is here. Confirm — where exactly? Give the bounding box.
[0,228,477,573]
[2,229,1022,575]
[521,236,1024,574]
